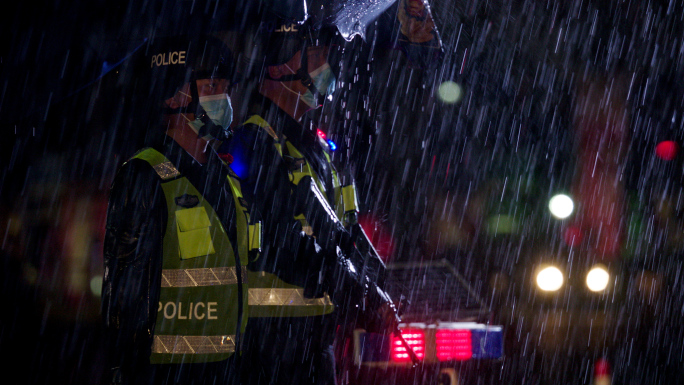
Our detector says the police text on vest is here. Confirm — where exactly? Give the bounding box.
[158,301,218,320]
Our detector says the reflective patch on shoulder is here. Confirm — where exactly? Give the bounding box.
[153,161,181,180]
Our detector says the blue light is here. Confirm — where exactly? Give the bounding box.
[230,156,249,179]
[327,140,337,151]
[226,141,250,179]
[471,327,504,359]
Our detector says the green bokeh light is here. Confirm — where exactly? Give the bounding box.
[437,81,463,104]
[90,275,103,297]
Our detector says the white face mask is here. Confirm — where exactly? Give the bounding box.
[300,63,336,108]
[185,93,233,140]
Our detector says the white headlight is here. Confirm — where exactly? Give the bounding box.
[586,266,610,292]
[549,194,574,219]
[536,266,564,291]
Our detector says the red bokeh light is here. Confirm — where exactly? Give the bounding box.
[594,357,611,377]
[655,141,679,161]
[357,214,394,262]
[563,226,583,247]
[316,129,327,140]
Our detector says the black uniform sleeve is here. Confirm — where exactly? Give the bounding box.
[232,123,395,326]
[228,124,332,295]
[101,160,166,382]
[293,176,401,332]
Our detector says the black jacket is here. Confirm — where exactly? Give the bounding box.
[226,96,397,385]
[226,98,370,385]
[101,139,244,385]
[228,98,369,306]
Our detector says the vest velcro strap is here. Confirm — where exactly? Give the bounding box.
[152,161,181,180]
[341,184,358,213]
[152,335,236,355]
[248,288,333,306]
[161,267,247,287]
[249,222,262,252]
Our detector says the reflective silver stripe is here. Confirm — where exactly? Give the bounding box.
[161,267,247,287]
[248,288,333,306]
[152,335,235,354]
[153,161,181,180]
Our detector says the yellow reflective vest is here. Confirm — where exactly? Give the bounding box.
[131,148,255,364]
[241,115,360,318]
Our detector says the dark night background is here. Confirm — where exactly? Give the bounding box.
[4,0,684,384]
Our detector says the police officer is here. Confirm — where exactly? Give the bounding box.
[224,20,399,385]
[101,34,258,385]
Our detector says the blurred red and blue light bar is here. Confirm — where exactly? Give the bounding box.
[355,322,503,366]
[435,329,472,361]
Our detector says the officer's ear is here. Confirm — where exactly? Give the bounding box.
[164,96,181,109]
[164,83,192,109]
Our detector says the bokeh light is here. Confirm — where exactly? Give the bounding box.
[586,265,610,292]
[485,214,519,235]
[358,214,394,262]
[437,81,463,104]
[655,140,679,161]
[549,194,574,219]
[563,226,583,247]
[536,266,564,292]
[90,275,103,297]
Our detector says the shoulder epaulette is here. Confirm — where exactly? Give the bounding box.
[131,148,180,181]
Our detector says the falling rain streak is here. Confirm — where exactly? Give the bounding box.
[3,0,684,384]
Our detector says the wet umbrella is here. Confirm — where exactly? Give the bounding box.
[257,0,398,41]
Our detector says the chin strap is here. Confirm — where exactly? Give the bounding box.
[296,41,322,102]
[184,73,231,141]
[263,42,325,107]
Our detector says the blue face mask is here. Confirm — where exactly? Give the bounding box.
[300,63,336,108]
[186,93,233,140]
